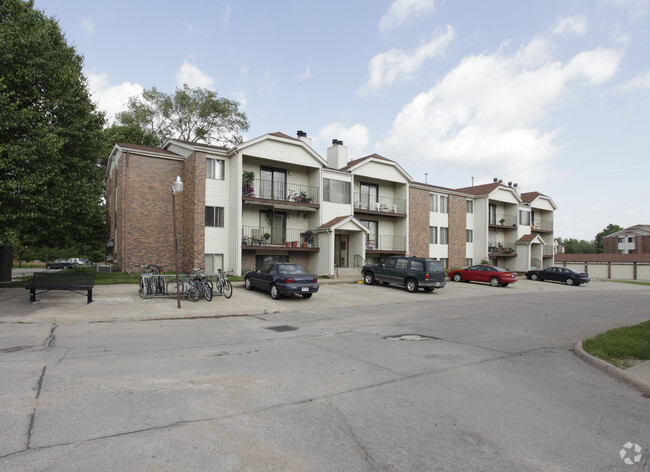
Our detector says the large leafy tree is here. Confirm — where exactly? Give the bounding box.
[0,0,106,249]
[595,223,622,253]
[116,84,249,147]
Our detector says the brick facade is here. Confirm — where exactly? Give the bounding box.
[447,195,467,268]
[408,187,430,258]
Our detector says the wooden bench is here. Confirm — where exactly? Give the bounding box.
[25,272,95,304]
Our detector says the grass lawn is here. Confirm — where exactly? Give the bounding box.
[583,320,650,369]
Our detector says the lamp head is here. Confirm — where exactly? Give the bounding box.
[173,176,184,193]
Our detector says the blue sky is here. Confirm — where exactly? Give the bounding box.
[35,0,650,241]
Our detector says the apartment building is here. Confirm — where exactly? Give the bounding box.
[603,225,650,254]
[105,132,556,275]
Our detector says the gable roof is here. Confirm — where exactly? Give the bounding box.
[115,142,180,157]
[317,216,370,233]
[516,234,546,244]
[603,224,650,239]
[454,182,503,195]
[342,153,413,182]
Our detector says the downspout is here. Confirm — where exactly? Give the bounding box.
[124,151,130,274]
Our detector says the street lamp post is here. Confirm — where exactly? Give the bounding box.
[172,176,183,309]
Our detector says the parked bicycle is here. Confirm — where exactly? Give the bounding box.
[214,269,233,299]
[187,268,213,302]
[138,264,165,297]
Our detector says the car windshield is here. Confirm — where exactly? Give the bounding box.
[277,264,307,275]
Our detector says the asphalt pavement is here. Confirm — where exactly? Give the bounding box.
[1,275,648,396]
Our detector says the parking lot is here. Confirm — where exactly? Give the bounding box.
[1,279,649,471]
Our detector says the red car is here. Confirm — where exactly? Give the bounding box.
[448,264,517,287]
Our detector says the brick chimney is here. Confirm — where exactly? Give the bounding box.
[327,139,347,169]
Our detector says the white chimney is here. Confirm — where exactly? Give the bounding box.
[296,130,312,147]
[327,139,347,169]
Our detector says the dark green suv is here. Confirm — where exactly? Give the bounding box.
[361,256,446,293]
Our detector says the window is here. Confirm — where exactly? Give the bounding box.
[395,258,408,269]
[260,167,286,200]
[430,194,438,212]
[628,237,635,243]
[440,227,449,245]
[440,258,448,269]
[430,226,438,244]
[359,183,378,209]
[205,254,223,273]
[383,258,396,268]
[255,255,289,268]
[410,260,424,271]
[618,237,625,243]
[519,210,530,225]
[323,178,351,204]
[440,196,449,214]
[465,258,473,266]
[466,200,473,213]
[206,158,224,180]
[205,206,224,227]
[466,229,473,243]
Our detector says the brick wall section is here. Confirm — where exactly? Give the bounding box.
[409,187,430,257]
[639,236,650,254]
[241,250,257,273]
[448,195,467,268]
[126,153,184,273]
[603,237,617,254]
[180,152,206,272]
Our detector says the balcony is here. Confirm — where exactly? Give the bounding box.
[243,180,320,207]
[489,213,517,228]
[532,219,553,233]
[241,226,319,249]
[366,235,407,253]
[488,242,516,256]
[354,193,406,217]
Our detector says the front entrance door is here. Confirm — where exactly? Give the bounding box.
[335,234,349,268]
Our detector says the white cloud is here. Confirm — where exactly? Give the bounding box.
[316,123,371,158]
[379,0,435,32]
[619,69,650,90]
[176,60,214,89]
[358,26,455,95]
[86,73,143,124]
[223,5,232,28]
[552,16,588,36]
[379,40,623,185]
[296,65,312,80]
[81,17,95,35]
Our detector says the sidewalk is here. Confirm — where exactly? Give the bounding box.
[0,275,362,324]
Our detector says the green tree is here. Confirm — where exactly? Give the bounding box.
[557,237,597,254]
[595,223,622,253]
[0,0,106,250]
[115,84,249,147]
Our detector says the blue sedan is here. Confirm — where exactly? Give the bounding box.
[244,263,319,299]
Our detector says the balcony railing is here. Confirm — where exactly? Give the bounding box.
[366,235,406,251]
[489,213,517,227]
[354,193,406,214]
[241,226,319,248]
[243,180,319,204]
[532,219,553,232]
[488,242,516,255]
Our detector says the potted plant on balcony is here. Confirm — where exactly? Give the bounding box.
[300,230,314,248]
[499,218,505,225]
[262,233,271,245]
[243,170,255,197]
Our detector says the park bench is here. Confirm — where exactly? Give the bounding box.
[25,272,95,304]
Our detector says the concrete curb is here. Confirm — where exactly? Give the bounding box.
[572,340,650,396]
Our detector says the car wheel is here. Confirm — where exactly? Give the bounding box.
[302,293,312,299]
[490,277,500,287]
[405,278,419,293]
[270,284,281,300]
[423,287,434,292]
[566,278,574,286]
[364,272,375,285]
[530,273,538,281]
[453,273,463,282]
[501,283,509,287]
[244,277,253,290]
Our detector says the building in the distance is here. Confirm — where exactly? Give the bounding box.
[105,132,556,275]
[602,225,650,254]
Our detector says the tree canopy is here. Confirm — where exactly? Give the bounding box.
[115,84,250,147]
[0,0,106,249]
[595,223,623,253]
